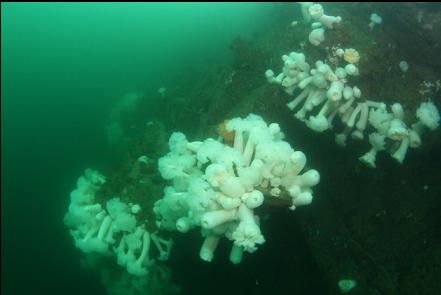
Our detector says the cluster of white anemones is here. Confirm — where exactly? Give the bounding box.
[297,3,342,46]
[64,169,173,277]
[155,114,320,263]
[265,49,365,138]
[266,49,440,168]
[359,101,440,167]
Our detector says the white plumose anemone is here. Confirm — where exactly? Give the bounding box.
[154,114,320,263]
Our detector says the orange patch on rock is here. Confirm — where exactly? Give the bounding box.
[218,120,235,146]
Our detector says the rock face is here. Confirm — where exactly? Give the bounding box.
[69,3,441,295]
[382,3,441,68]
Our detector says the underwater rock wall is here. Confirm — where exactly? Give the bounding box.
[157,3,441,294]
[64,3,441,295]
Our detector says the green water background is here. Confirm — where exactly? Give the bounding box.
[1,3,274,294]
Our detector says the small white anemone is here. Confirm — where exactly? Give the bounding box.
[388,119,409,141]
[391,103,404,120]
[416,101,440,130]
[338,279,357,293]
[306,114,329,132]
[359,133,386,168]
[308,4,324,20]
[335,48,345,57]
[399,61,409,72]
[232,222,265,253]
[345,64,359,76]
[353,86,362,98]
[265,69,275,83]
[392,137,410,164]
[344,48,360,64]
[320,15,341,29]
[308,28,325,46]
[369,13,382,30]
